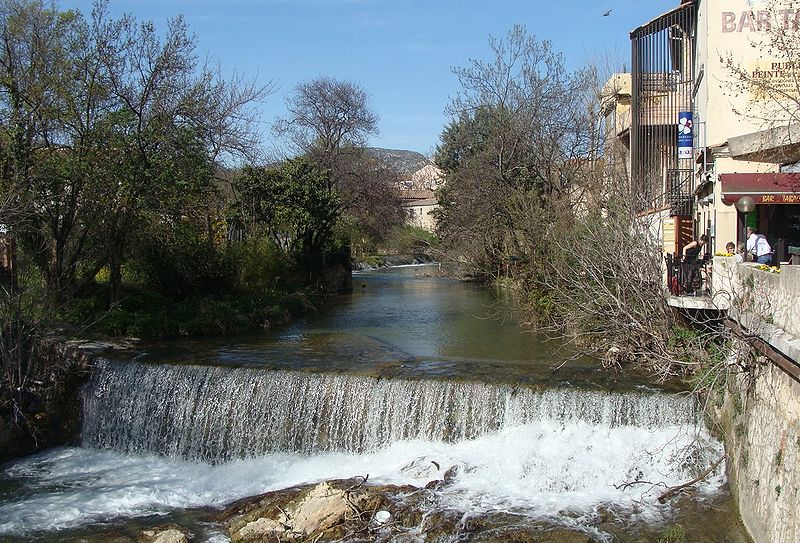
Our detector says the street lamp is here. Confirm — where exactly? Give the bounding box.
[736,196,755,258]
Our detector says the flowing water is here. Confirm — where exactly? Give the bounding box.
[0,266,740,541]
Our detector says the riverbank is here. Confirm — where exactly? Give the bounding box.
[0,337,101,464]
[62,288,317,338]
[352,252,434,271]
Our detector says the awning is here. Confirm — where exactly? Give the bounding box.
[720,173,800,204]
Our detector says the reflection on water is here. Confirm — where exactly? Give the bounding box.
[137,265,669,390]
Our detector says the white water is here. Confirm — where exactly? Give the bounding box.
[0,419,724,536]
[0,358,724,537]
[82,361,700,462]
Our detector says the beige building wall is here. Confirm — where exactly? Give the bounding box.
[693,0,796,253]
[697,0,795,146]
[405,202,438,232]
[601,73,632,185]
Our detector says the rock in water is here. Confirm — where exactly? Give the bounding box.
[374,510,391,525]
[238,517,287,540]
[287,482,350,536]
[147,528,188,543]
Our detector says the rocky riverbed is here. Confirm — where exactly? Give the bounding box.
[51,471,751,543]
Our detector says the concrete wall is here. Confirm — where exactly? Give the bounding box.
[715,358,800,543]
[712,257,800,338]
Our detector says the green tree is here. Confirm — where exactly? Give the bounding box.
[91,7,269,303]
[0,0,270,304]
[237,158,340,281]
[0,0,109,303]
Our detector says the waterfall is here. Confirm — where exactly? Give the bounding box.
[82,360,698,462]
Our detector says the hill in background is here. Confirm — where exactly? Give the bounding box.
[367,148,431,176]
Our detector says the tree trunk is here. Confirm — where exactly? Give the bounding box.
[109,251,122,307]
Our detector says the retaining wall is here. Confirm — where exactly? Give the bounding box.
[714,356,800,543]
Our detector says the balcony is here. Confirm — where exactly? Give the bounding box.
[666,256,800,365]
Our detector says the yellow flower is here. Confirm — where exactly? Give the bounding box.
[756,264,781,274]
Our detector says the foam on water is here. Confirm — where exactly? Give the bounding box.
[0,420,724,536]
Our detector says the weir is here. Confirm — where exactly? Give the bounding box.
[82,360,699,462]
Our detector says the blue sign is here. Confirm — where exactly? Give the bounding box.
[678,111,693,159]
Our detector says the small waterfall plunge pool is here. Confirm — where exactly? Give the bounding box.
[0,266,747,542]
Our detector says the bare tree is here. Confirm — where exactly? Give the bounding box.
[274,76,407,248]
[274,76,378,190]
[435,25,597,279]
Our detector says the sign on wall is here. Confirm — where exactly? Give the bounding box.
[678,112,693,159]
[747,60,800,100]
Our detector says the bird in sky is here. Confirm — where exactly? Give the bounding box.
[602,9,613,17]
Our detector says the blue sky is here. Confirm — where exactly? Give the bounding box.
[60,0,677,156]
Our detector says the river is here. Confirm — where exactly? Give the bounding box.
[0,265,748,542]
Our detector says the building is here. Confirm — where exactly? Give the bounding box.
[397,164,443,233]
[629,0,800,261]
[629,1,696,254]
[626,9,800,543]
[399,189,438,232]
[692,0,800,260]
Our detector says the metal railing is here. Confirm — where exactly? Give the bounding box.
[666,168,694,216]
[665,252,710,296]
[631,3,696,214]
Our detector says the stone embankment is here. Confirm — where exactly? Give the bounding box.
[712,350,800,543]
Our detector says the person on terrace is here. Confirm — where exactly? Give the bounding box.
[682,234,708,294]
[725,241,746,263]
[682,234,708,261]
[746,227,773,265]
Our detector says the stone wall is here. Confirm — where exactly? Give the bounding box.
[714,356,800,543]
[0,338,94,464]
[712,257,800,339]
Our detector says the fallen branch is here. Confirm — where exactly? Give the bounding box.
[657,455,726,504]
[613,479,660,491]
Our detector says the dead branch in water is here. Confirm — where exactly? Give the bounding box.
[657,455,726,504]
[613,479,661,491]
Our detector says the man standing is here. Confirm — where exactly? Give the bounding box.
[746,227,773,264]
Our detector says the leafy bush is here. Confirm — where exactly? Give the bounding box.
[226,235,299,292]
[130,222,235,297]
[62,284,313,338]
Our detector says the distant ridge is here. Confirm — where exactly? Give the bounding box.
[367,147,431,175]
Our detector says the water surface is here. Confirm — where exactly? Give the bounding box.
[136,265,660,390]
[0,266,737,542]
